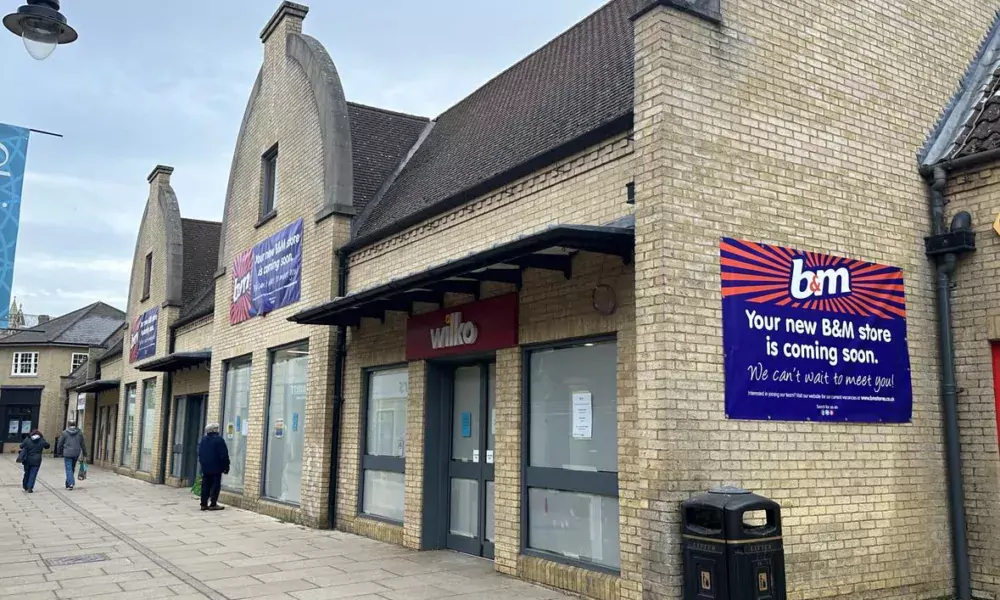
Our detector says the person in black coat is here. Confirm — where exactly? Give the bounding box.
[19,429,50,493]
[197,423,230,511]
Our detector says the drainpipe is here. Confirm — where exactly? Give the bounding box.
[328,249,349,529]
[926,165,973,600]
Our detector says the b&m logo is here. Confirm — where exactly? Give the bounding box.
[789,257,851,300]
[720,238,905,319]
[232,272,251,303]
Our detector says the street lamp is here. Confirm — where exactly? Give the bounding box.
[3,0,77,60]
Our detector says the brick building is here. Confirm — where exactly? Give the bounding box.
[115,165,220,485]
[67,333,125,469]
[0,302,123,452]
[108,0,1000,598]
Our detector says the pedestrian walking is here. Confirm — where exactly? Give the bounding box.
[55,421,86,490]
[197,423,230,511]
[17,429,49,493]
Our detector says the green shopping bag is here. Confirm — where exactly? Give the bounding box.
[77,460,88,480]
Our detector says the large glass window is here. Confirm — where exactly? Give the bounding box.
[263,343,308,504]
[121,384,136,467]
[221,357,252,492]
[137,379,157,472]
[526,339,619,570]
[360,367,408,522]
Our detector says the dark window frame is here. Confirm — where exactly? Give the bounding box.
[141,252,152,301]
[521,334,621,576]
[219,354,252,494]
[259,339,309,506]
[121,383,137,467]
[358,363,409,525]
[258,143,279,225]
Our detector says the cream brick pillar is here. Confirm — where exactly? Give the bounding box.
[493,346,521,575]
[403,360,426,548]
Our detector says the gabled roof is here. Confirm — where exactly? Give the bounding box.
[921,11,1000,166]
[352,0,642,241]
[173,280,215,330]
[96,336,123,363]
[181,218,222,310]
[0,302,125,347]
[347,102,429,216]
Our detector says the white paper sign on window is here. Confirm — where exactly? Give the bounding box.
[572,391,593,439]
[8,420,19,434]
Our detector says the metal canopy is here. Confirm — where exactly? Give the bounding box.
[290,221,634,327]
[72,379,120,393]
[135,351,212,373]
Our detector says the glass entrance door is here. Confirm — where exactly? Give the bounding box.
[171,397,188,479]
[447,363,495,558]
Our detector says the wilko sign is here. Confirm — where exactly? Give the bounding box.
[406,293,518,360]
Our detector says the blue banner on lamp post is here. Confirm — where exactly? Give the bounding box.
[0,124,29,328]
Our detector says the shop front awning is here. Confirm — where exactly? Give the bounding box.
[135,350,212,373]
[72,379,120,393]
[290,218,635,327]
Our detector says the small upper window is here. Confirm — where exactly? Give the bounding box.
[142,252,152,300]
[12,352,38,376]
[71,353,88,373]
[260,144,279,218]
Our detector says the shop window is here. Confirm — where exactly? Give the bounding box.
[360,366,408,523]
[221,357,252,492]
[11,351,37,376]
[142,252,152,300]
[71,352,88,373]
[121,384,137,467]
[263,342,308,504]
[260,144,279,219]
[137,379,157,473]
[525,339,620,571]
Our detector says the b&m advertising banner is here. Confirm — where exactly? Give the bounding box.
[230,218,303,325]
[720,238,912,423]
[130,306,159,363]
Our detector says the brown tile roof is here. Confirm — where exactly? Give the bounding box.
[352,0,641,241]
[347,102,429,215]
[181,218,222,311]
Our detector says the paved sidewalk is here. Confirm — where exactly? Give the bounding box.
[0,455,570,600]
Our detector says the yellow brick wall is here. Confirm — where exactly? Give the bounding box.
[174,317,213,352]
[347,134,633,293]
[0,345,91,443]
[936,168,1000,599]
[629,2,999,599]
[118,169,181,482]
[207,10,349,527]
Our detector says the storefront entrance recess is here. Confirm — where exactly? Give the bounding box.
[446,363,496,558]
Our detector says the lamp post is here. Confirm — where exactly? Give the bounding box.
[3,0,77,60]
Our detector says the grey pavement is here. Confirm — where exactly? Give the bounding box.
[0,455,570,600]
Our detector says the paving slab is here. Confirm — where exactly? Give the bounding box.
[0,455,572,600]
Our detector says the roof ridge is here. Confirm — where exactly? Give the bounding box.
[429,0,621,121]
[181,217,222,226]
[919,8,1000,164]
[345,101,429,123]
[48,302,102,343]
[353,120,437,237]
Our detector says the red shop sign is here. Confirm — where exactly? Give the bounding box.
[406,293,518,360]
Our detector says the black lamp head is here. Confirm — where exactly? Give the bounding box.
[3,0,78,60]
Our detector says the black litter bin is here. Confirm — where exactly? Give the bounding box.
[681,486,785,600]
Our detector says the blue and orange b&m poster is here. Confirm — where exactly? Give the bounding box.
[720,238,912,423]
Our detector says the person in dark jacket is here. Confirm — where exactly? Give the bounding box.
[197,423,230,511]
[19,429,50,493]
[55,421,86,490]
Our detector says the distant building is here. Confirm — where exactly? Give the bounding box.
[0,301,124,451]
